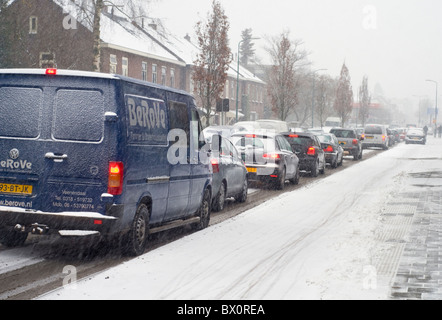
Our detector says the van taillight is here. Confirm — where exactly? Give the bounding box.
[108,162,124,195]
[382,135,386,141]
[45,68,57,75]
[307,147,316,156]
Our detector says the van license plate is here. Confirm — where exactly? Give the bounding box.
[247,167,257,173]
[0,183,33,195]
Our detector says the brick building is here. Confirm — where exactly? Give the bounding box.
[0,0,267,123]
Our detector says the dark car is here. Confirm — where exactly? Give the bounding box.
[231,131,300,190]
[316,133,344,168]
[282,132,326,177]
[329,128,363,161]
[206,134,248,212]
[405,128,426,145]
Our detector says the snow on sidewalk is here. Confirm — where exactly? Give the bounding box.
[39,138,442,300]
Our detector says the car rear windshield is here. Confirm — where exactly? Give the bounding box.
[285,135,314,147]
[330,130,356,138]
[232,135,276,152]
[365,126,383,134]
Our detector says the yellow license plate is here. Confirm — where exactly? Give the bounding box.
[0,183,33,195]
[339,141,347,145]
[247,167,257,173]
[366,136,374,139]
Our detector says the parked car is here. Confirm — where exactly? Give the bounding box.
[362,124,389,150]
[282,132,326,177]
[0,69,212,256]
[207,135,248,212]
[405,128,427,145]
[231,131,300,190]
[329,128,363,161]
[316,133,344,168]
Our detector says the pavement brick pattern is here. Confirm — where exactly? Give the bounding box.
[390,173,442,300]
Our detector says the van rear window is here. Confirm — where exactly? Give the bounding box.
[53,89,104,142]
[0,87,42,139]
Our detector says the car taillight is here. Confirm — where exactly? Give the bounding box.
[211,158,220,173]
[352,139,358,145]
[263,153,281,159]
[324,145,334,152]
[108,161,124,195]
[45,68,57,75]
[307,147,316,156]
[382,135,386,141]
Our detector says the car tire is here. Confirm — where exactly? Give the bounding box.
[319,158,325,174]
[275,167,286,190]
[310,160,319,177]
[289,166,300,185]
[235,178,248,203]
[0,228,28,247]
[123,204,149,256]
[213,181,226,212]
[194,188,211,230]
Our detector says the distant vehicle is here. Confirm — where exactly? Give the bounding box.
[330,128,364,161]
[202,125,234,142]
[325,117,342,127]
[0,69,212,256]
[231,131,300,190]
[208,135,248,212]
[398,128,407,141]
[306,127,325,134]
[405,128,426,145]
[362,124,390,150]
[256,120,289,133]
[282,132,326,177]
[316,133,344,169]
[232,121,262,133]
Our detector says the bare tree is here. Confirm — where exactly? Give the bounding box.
[334,63,354,127]
[315,74,338,127]
[192,0,232,126]
[358,75,371,126]
[265,31,309,121]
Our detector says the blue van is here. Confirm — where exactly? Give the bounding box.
[0,69,212,256]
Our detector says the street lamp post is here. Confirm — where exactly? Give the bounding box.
[236,37,260,122]
[311,69,327,128]
[426,80,438,137]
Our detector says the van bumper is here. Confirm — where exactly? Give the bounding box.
[0,205,122,235]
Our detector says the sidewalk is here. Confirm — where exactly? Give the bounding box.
[388,137,442,299]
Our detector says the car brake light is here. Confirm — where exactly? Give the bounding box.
[245,134,256,138]
[263,153,280,159]
[211,158,220,173]
[288,134,299,138]
[324,145,334,152]
[108,161,124,195]
[352,139,358,145]
[382,135,386,141]
[307,147,316,156]
[45,68,57,75]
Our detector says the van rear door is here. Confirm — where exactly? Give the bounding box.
[0,74,115,218]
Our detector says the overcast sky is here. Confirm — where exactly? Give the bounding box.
[151,0,442,105]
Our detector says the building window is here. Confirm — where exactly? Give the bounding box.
[161,66,167,86]
[39,52,55,68]
[29,16,38,34]
[122,57,128,76]
[142,62,148,81]
[170,68,175,88]
[152,64,157,83]
[109,54,117,74]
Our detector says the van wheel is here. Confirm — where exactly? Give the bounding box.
[213,182,226,212]
[123,204,149,256]
[0,228,28,247]
[194,189,211,230]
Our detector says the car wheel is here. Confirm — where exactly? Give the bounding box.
[194,188,211,230]
[319,158,325,174]
[123,204,149,256]
[289,166,300,185]
[274,167,286,190]
[213,181,226,212]
[235,178,248,203]
[331,156,338,169]
[0,228,28,247]
[310,160,319,177]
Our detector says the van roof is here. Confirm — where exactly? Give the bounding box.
[0,68,192,97]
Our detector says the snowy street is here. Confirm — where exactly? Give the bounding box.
[40,137,442,300]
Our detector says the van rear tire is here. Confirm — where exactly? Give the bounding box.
[194,189,211,230]
[123,204,150,256]
[0,228,28,247]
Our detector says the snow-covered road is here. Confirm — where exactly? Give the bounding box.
[40,137,442,300]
